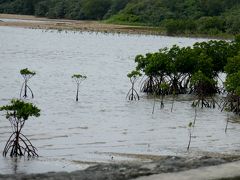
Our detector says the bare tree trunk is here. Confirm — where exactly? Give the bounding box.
[76,84,79,101]
[24,80,27,98]
[225,114,229,133]
[171,94,175,112]
[187,131,192,151]
[152,93,156,114]
[193,107,197,127]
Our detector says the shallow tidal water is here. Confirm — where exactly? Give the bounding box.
[0,26,240,174]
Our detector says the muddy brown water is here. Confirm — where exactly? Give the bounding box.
[0,26,240,175]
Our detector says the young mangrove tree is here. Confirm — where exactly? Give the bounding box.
[72,74,87,101]
[0,99,40,157]
[20,68,36,99]
[126,70,141,101]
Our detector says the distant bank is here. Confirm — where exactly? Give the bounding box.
[0,14,165,36]
[0,14,232,39]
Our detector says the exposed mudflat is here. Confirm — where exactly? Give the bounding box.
[1,154,240,180]
[0,14,163,35]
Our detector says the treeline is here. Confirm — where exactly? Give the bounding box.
[128,36,240,114]
[0,0,130,20]
[0,0,240,35]
[110,0,240,35]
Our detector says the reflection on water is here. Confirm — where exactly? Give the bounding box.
[0,156,89,174]
[0,26,240,174]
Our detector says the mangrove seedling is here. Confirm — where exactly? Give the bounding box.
[191,103,198,127]
[225,114,230,133]
[72,74,87,101]
[152,82,169,114]
[160,83,169,109]
[20,68,36,99]
[0,99,40,157]
[187,122,193,151]
[126,70,141,101]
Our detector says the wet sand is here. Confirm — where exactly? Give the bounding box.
[1,153,240,180]
[136,160,240,180]
[0,14,163,35]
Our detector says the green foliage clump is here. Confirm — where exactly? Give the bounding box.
[159,82,169,91]
[188,122,193,128]
[223,53,240,114]
[72,74,87,79]
[224,50,240,96]
[224,54,240,75]
[133,43,220,96]
[20,68,36,76]
[108,0,172,25]
[0,99,40,120]
[35,0,115,20]
[190,70,218,96]
[81,0,111,20]
[193,41,235,74]
[165,19,197,35]
[127,70,141,78]
[225,71,240,96]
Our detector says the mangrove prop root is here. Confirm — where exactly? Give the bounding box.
[3,117,38,157]
[20,79,34,99]
[126,78,140,101]
[192,97,219,109]
[3,132,38,157]
[26,85,34,98]
[72,77,86,102]
[19,82,25,98]
[222,95,240,115]
[140,76,156,94]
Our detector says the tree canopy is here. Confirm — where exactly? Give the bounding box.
[20,68,36,76]
[0,99,40,121]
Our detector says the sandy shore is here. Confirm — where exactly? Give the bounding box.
[0,14,163,35]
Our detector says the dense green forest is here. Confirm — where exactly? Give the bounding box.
[1,0,240,35]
